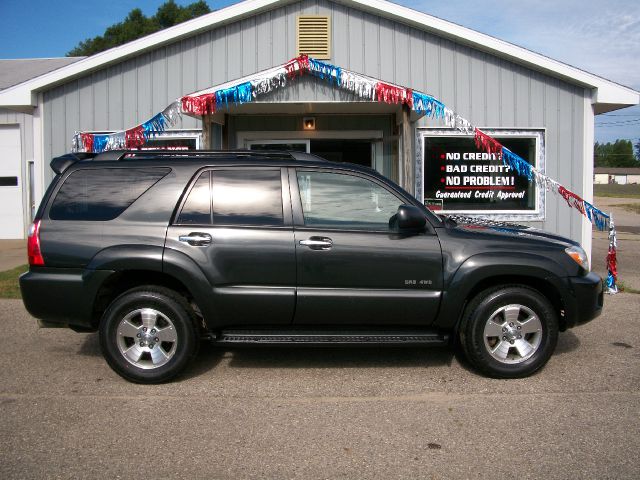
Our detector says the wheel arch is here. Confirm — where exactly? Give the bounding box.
[91,270,202,329]
[454,275,566,332]
[437,254,569,334]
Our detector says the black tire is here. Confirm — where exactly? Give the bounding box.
[99,286,199,383]
[459,285,558,379]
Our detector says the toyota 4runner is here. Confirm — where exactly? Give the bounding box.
[20,150,603,383]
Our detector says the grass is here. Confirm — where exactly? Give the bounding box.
[0,265,27,299]
[594,183,640,198]
[618,281,640,295]
[616,203,640,215]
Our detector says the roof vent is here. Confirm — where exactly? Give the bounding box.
[296,15,331,60]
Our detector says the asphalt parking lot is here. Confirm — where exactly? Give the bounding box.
[0,293,638,479]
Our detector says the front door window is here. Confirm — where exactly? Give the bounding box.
[296,171,402,230]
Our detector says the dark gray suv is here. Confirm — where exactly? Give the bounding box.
[20,150,603,383]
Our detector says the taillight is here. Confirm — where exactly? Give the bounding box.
[27,220,44,266]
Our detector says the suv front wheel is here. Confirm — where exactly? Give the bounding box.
[460,285,559,378]
[99,286,199,383]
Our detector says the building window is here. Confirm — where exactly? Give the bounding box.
[296,15,331,59]
[417,129,545,221]
[135,129,201,150]
[85,129,202,150]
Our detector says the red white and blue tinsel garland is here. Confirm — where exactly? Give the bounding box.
[71,54,617,292]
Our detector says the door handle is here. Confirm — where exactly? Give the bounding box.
[178,232,212,246]
[299,237,333,250]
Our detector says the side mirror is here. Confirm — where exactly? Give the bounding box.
[389,204,426,232]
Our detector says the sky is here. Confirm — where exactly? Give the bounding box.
[0,0,637,145]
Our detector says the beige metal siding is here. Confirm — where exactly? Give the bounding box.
[42,0,589,242]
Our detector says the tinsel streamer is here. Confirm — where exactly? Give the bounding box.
[106,131,126,151]
[181,93,216,115]
[67,54,618,267]
[442,109,475,131]
[454,114,473,134]
[501,147,533,180]
[236,82,253,104]
[583,201,609,231]
[557,185,586,215]
[532,171,559,196]
[606,214,618,294]
[215,82,253,110]
[411,92,445,118]
[162,101,182,125]
[92,135,110,153]
[308,58,342,86]
[405,89,414,109]
[339,71,376,100]
[72,132,82,153]
[142,112,167,140]
[444,108,456,128]
[125,125,146,148]
[474,128,502,156]
[80,133,94,153]
[284,55,309,79]
[251,69,287,98]
[375,82,411,105]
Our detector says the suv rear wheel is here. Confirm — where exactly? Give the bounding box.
[460,286,559,378]
[99,286,199,383]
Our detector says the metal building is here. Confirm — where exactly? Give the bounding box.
[0,0,638,257]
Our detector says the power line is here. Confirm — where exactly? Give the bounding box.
[595,119,640,124]
[596,122,640,127]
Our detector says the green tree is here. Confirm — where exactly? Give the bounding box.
[67,1,210,57]
[594,140,640,168]
[635,140,640,160]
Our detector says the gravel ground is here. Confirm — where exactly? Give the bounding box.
[0,294,638,479]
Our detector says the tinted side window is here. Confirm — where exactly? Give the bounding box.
[49,168,169,221]
[212,170,283,226]
[177,172,211,225]
[297,171,403,230]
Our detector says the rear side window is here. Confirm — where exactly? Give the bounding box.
[49,168,169,221]
[177,172,211,225]
[177,169,283,226]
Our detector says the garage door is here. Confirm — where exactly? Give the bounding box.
[0,125,24,239]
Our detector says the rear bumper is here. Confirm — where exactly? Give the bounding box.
[19,268,113,330]
[563,272,604,329]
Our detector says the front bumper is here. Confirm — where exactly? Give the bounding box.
[563,272,604,329]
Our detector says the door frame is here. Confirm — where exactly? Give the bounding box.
[0,124,25,239]
[246,139,310,153]
[237,130,384,171]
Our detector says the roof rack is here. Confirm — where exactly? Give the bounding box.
[92,149,301,161]
[51,149,325,174]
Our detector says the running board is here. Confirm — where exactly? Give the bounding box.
[213,330,449,346]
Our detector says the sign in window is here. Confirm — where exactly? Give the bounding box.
[418,129,545,220]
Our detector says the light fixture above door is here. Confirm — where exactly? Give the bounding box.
[303,117,316,130]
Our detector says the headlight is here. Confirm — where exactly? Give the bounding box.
[565,245,589,271]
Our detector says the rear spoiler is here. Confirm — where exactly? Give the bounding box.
[50,153,95,175]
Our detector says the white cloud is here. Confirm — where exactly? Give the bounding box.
[403,0,639,87]
[400,0,640,141]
